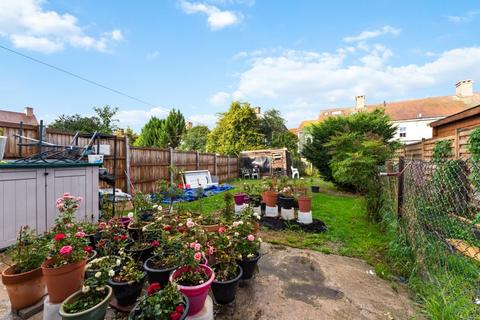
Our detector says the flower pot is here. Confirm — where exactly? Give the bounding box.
[237,254,261,280]
[140,211,153,222]
[85,256,120,278]
[125,243,154,263]
[262,191,277,207]
[108,273,146,306]
[311,186,320,193]
[128,294,189,320]
[234,193,248,206]
[0,136,6,161]
[59,285,112,320]
[42,259,87,304]
[298,195,312,212]
[87,232,102,247]
[170,265,215,316]
[201,223,221,233]
[211,265,243,305]
[144,256,177,287]
[279,196,295,209]
[1,266,46,310]
[87,250,98,263]
[127,222,142,240]
[109,217,131,228]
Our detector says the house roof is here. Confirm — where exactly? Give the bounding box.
[290,92,480,133]
[0,109,38,126]
[429,104,480,128]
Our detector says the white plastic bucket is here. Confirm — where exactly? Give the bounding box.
[87,154,104,164]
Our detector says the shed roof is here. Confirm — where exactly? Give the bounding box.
[0,109,38,126]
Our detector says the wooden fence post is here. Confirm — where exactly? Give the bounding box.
[169,147,174,184]
[397,156,405,219]
[227,156,230,180]
[196,151,200,170]
[455,128,460,159]
[125,137,131,194]
[214,153,218,176]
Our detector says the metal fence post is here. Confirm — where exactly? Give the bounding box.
[397,156,405,219]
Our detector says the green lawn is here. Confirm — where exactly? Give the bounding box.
[177,178,391,278]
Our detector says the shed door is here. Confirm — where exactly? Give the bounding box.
[0,169,43,248]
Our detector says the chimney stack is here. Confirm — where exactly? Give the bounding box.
[186,121,193,130]
[456,80,473,97]
[355,95,365,109]
[25,107,34,117]
[254,107,261,114]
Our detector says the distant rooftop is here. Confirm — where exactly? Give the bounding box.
[0,107,38,126]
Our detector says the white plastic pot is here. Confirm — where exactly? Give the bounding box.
[280,208,295,220]
[297,211,313,224]
[264,205,279,218]
[0,136,7,161]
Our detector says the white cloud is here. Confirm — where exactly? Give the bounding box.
[180,1,242,30]
[210,91,231,106]
[224,45,480,127]
[0,0,123,53]
[116,107,169,131]
[447,10,479,23]
[188,114,218,128]
[343,25,401,43]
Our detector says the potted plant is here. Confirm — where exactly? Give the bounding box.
[198,211,222,233]
[125,239,159,263]
[210,230,243,305]
[1,226,47,310]
[310,178,320,193]
[129,282,189,320]
[85,256,121,278]
[169,243,215,316]
[42,194,89,303]
[232,215,262,280]
[233,192,248,206]
[223,192,235,223]
[0,127,6,161]
[298,194,312,213]
[59,262,113,320]
[132,192,156,222]
[262,179,278,208]
[78,222,102,247]
[243,184,262,214]
[108,257,146,306]
[157,180,184,215]
[144,237,182,287]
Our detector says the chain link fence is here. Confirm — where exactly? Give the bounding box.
[380,158,480,319]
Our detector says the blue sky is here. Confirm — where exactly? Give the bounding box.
[1,0,480,131]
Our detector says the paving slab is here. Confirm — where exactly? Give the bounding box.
[1,244,420,320]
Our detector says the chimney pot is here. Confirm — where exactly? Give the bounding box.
[456,80,473,97]
[254,107,261,114]
[186,121,193,130]
[25,107,34,117]
[355,95,365,109]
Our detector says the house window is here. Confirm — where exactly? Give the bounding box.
[399,126,407,138]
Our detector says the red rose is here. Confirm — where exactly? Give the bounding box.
[54,233,66,241]
[175,304,185,314]
[113,235,121,241]
[177,226,186,233]
[147,282,161,296]
[84,246,93,253]
[218,226,226,234]
[151,240,160,247]
[121,234,128,240]
[170,311,181,320]
[163,225,172,232]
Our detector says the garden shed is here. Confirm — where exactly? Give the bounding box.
[240,148,292,176]
[0,162,99,249]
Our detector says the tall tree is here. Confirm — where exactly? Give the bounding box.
[207,102,264,155]
[259,108,299,154]
[49,105,118,134]
[134,117,166,148]
[163,109,186,149]
[180,125,210,151]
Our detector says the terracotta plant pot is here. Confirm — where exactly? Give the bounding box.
[1,266,46,310]
[262,191,278,207]
[202,223,221,233]
[59,285,112,320]
[170,265,215,316]
[42,259,87,304]
[298,195,312,212]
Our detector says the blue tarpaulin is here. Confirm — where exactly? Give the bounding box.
[158,184,235,204]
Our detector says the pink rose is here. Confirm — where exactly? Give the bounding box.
[218,226,226,234]
[207,246,215,255]
[59,245,73,255]
[194,252,202,261]
[189,242,196,249]
[75,231,86,238]
[63,192,70,197]
[194,243,202,251]
[66,223,74,229]
[247,234,255,242]
[186,220,195,228]
[76,197,83,202]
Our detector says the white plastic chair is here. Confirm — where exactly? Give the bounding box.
[251,167,260,179]
[291,166,299,179]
